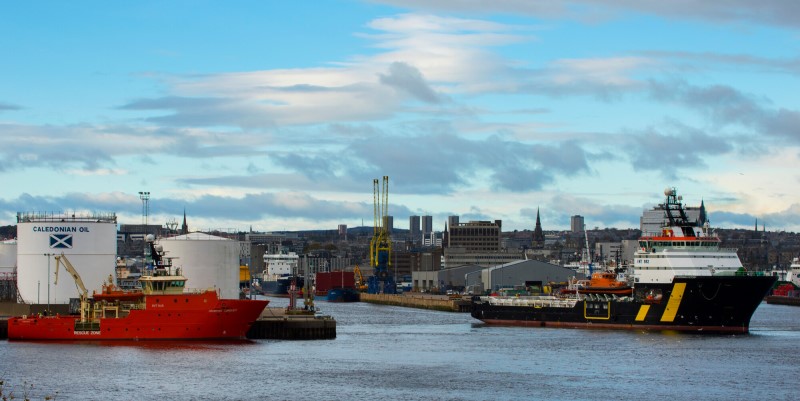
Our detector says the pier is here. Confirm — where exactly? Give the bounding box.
[247,307,336,340]
[360,293,472,312]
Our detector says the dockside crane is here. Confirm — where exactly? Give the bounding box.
[54,253,89,322]
[368,176,396,294]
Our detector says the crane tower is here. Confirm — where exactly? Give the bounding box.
[368,176,396,294]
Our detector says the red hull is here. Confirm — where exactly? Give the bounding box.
[7,291,268,341]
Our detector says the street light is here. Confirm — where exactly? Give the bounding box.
[43,253,54,314]
[138,191,150,226]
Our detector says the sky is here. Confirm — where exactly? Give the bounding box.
[2,0,800,234]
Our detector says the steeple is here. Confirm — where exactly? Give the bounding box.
[181,208,189,234]
[698,199,707,225]
[533,207,545,248]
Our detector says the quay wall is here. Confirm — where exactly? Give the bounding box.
[766,296,800,306]
[360,293,471,312]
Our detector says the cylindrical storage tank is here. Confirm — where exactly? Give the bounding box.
[157,233,239,299]
[16,212,117,304]
[0,240,17,274]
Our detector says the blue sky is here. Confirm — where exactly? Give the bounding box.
[2,0,800,233]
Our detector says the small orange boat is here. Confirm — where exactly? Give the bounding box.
[578,271,633,296]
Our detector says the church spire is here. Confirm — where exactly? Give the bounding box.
[698,199,707,225]
[533,207,545,248]
[181,208,189,234]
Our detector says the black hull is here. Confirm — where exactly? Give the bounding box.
[327,287,360,302]
[472,275,777,333]
[258,277,305,297]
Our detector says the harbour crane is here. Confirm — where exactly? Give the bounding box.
[54,252,90,322]
[368,176,396,294]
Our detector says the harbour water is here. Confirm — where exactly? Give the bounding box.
[1,297,799,401]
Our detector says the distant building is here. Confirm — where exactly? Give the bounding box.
[448,220,502,252]
[443,247,522,269]
[409,215,420,241]
[382,216,394,234]
[447,215,459,228]
[338,224,347,240]
[570,215,584,233]
[444,220,523,268]
[422,215,433,237]
[423,231,442,247]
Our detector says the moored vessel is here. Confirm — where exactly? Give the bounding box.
[257,250,304,297]
[472,187,777,333]
[8,237,268,340]
[326,287,360,302]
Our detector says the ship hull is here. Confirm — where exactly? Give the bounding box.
[7,292,268,341]
[258,277,304,297]
[472,275,776,333]
[327,287,360,302]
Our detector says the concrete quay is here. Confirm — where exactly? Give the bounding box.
[247,307,336,340]
[360,293,472,312]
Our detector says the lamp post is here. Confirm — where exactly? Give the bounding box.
[44,253,54,314]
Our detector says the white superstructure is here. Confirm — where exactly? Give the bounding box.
[262,251,299,280]
[633,188,742,285]
[16,212,117,304]
[787,258,800,287]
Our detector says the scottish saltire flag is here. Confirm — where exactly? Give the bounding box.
[50,234,73,249]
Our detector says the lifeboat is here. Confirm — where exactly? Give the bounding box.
[578,272,633,296]
[92,275,144,302]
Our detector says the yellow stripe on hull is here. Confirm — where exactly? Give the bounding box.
[660,282,687,322]
[635,305,650,321]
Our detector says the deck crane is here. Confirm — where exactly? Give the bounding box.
[368,176,396,294]
[53,252,90,322]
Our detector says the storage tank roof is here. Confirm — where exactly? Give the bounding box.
[161,232,233,241]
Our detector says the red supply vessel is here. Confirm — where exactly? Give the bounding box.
[8,237,268,341]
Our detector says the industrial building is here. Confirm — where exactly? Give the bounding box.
[412,263,483,292]
[464,259,583,294]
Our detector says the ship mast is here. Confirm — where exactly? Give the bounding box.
[583,224,593,276]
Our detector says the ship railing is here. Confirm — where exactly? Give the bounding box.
[485,296,578,308]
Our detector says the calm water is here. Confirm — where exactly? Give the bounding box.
[2,298,799,401]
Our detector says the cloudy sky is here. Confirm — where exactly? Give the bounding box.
[2,0,800,233]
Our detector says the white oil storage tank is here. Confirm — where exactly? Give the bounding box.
[16,212,117,304]
[157,232,239,299]
[0,240,17,274]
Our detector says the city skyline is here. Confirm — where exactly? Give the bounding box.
[2,1,800,233]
